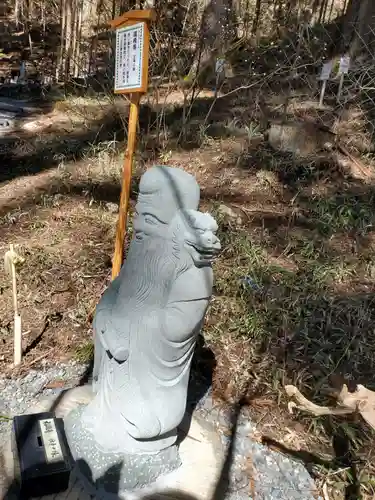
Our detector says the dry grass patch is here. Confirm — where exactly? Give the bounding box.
[0,90,375,498]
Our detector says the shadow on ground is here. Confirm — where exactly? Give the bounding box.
[208,174,375,497]
[1,66,375,498]
[2,354,241,500]
[0,94,230,184]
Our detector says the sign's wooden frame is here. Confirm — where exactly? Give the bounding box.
[110,9,155,95]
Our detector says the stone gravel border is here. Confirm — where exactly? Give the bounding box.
[0,361,321,499]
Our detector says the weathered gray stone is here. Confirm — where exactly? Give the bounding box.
[64,165,221,494]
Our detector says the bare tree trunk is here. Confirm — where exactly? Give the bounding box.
[341,0,349,16]
[73,0,83,77]
[56,0,67,81]
[15,0,20,27]
[25,0,33,54]
[28,0,33,19]
[70,0,78,77]
[67,0,75,80]
[326,0,375,59]
[351,0,375,58]
[251,0,261,35]
[120,0,136,14]
[79,0,98,76]
[274,0,283,24]
[284,0,298,26]
[318,0,328,23]
[322,0,329,23]
[311,0,321,22]
[341,0,375,58]
[63,0,72,81]
[241,0,251,38]
[88,36,96,75]
[41,1,46,33]
[327,0,335,22]
[189,0,236,80]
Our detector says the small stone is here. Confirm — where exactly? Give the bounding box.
[218,204,236,218]
[105,202,119,213]
[218,204,243,226]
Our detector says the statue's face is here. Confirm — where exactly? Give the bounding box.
[133,166,201,239]
[180,210,221,265]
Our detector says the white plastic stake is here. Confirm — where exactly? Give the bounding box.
[318,60,333,108]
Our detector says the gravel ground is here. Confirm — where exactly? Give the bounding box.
[0,361,89,449]
[192,393,320,500]
[0,361,320,500]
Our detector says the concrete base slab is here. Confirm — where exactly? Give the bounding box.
[0,386,224,500]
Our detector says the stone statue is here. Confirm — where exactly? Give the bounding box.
[91,165,201,394]
[64,166,221,491]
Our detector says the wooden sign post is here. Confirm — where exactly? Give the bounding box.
[109,9,155,280]
[318,59,333,108]
[337,54,350,103]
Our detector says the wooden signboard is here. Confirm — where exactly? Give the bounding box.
[318,59,333,107]
[319,60,333,81]
[339,54,350,75]
[109,9,155,280]
[111,9,154,95]
[114,22,149,94]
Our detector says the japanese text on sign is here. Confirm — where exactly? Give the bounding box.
[339,55,350,74]
[215,58,225,75]
[115,22,144,92]
[319,60,333,81]
[39,418,64,463]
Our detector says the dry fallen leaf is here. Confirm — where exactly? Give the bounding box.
[44,379,66,389]
[245,455,257,499]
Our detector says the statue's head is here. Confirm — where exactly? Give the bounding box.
[170,209,221,266]
[133,166,200,238]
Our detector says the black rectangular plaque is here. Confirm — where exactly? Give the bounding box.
[12,411,72,498]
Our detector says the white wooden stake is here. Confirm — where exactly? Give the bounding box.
[319,80,327,107]
[4,244,22,366]
[318,60,333,108]
[14,313,22,366]
[214,57,225,98]
[10,244,22,366]
[337,55,350,103]
[337,73,345,102]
